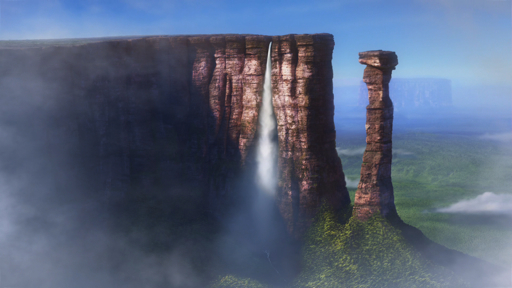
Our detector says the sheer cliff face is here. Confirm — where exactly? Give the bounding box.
[271,35,349,236]
[0,34,348,237]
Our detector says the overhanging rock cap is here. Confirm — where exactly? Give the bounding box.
[359,50,398,69]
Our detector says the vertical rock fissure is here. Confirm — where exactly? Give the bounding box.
[218,73,227,139]
[288,37,300,232]
[234,43,246,147]
[290,165,300,231]
[224,83,232,157]
[225,36,245,158]
[222,75,232,156]
[188,36,216,212]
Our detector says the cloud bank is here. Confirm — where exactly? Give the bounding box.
[345,177,359,189]
[437,192,512,215]
[337,147,414,157]
[337,147,365,156]
[479,133,512,143]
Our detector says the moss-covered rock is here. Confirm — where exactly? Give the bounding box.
[294,206,468,288]
[211,275,268,288]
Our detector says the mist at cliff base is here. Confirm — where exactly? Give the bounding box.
[214,42,299,284]
[219,42,281,256]
[437,192,512,215]
[253,41,279,243]
[0,36,298,287]
[0,41,507,288]
[237,41,284,257]
[0,45,207,287]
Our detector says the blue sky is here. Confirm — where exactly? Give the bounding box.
[0,0,510,90]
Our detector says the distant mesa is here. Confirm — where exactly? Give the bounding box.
[358,78,452,110]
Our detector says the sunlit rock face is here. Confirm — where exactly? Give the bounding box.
[271,34,350,237]
[0,34,349,237]
[354,50,399,221]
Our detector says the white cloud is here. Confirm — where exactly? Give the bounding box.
[345,177,359,188]
[337,146,365,156]
[337,147,414,156]
[393,149,414,156]
[437,192,512,215]
[479,133,512,143]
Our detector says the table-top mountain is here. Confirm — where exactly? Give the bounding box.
[0,34,349,237]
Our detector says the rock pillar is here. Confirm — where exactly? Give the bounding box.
[353,50,399,221]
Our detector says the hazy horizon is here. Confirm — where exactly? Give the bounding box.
[0,0,509,88]
[1,0,509,120]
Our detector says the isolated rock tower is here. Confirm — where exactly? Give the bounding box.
[353,50,399,221]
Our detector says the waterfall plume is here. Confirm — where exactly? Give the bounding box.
[256,42,277,196]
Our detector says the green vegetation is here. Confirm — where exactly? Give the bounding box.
[208,132,511,287]
[211,275,268,288]
[294,206,466,288]
[147,131,512,287]
[338,132,512,267]
[208,206,468,288]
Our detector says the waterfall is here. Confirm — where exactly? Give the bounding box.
[256,42,277,196]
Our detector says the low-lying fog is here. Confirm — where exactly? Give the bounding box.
[436,192,512,215]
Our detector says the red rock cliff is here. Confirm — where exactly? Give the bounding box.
[271,34,349,236]
[0,34,349,236]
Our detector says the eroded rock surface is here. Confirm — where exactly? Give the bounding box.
[353,50,399,221]
[271,34,349,236]
[0,34,349,237]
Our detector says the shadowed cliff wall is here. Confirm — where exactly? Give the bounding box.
[0,34,349,237]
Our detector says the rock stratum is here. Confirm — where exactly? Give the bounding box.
[0,34,349,237]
